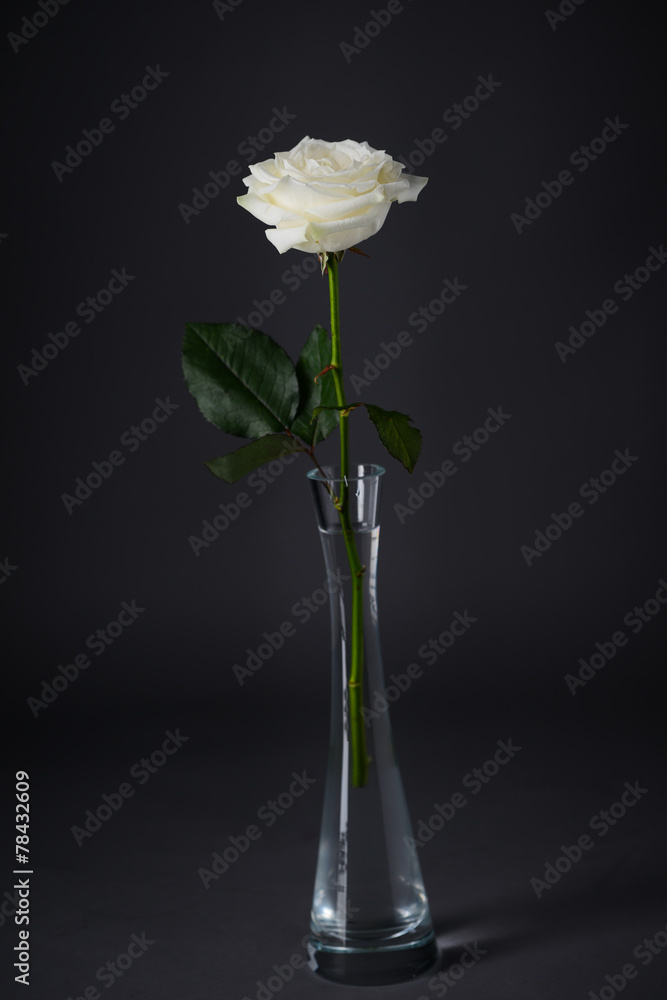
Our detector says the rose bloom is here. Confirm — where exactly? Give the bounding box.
[237,136,427,254]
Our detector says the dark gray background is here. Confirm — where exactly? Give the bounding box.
[2,0,666,997]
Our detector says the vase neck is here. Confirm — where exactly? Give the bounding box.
[307,464,385,532]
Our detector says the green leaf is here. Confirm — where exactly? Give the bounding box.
[183,323,300,439]
[290,325,339,446]
[204,433,304,484]
[365,405,422,473]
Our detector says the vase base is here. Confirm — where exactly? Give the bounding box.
[308,931,438,986]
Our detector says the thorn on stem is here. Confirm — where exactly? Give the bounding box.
[314,363,338,384]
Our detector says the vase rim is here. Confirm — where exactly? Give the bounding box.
[307,463,386,484]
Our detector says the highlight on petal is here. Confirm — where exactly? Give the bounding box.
[265,222,310,253]
[394,173,429,203]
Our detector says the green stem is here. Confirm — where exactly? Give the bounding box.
[327,255,369,789]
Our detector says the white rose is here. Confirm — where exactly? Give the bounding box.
[237,136,428,254]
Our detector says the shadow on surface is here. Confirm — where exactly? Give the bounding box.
[431,878,660,966]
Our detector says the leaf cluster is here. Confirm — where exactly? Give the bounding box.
[182,322,421,481]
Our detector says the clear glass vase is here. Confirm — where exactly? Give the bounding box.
[307,464,438,985]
